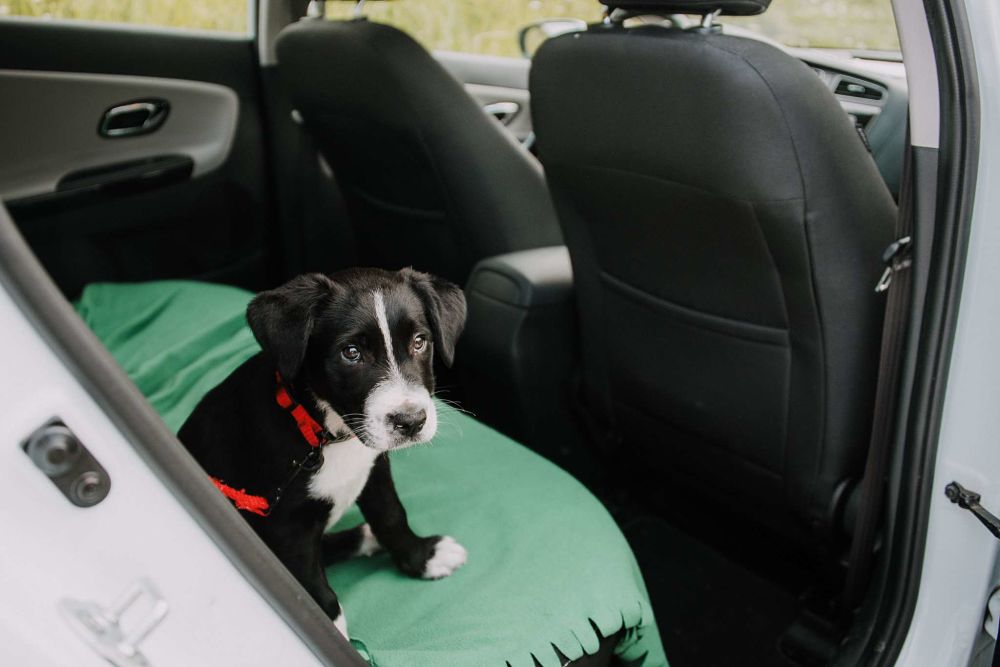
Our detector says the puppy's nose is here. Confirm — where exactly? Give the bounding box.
[388,409,427,438]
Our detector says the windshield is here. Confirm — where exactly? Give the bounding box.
[328,0,899,56]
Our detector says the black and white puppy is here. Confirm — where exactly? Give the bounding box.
[179,267,468,637]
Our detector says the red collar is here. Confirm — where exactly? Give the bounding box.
[274,372,339,448]
[209,373,352,517]
[274,374,354,446]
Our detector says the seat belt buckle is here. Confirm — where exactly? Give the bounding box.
[875,235,913,293]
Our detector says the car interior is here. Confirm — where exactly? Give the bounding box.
[0,0,913,664]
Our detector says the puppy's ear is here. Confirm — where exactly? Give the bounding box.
[247,273,336,379]
[402,269,467,368]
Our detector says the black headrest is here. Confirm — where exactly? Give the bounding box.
[600,0,770,16]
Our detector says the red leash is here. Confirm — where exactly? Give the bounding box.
[210,373,348,517]
[210,477,272,516]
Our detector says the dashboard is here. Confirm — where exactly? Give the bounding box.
[440,32,909,200]
[791,48,908,198]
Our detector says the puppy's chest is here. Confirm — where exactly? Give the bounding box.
[307,438,380,529]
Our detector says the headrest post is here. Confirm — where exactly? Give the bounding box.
[701,9,721,28]
[304,0,325,20]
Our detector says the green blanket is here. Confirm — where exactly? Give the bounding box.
[76,280,667,667]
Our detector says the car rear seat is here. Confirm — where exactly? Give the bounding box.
[75,279,668,667]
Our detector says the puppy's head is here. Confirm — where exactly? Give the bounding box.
[247,268,466,451]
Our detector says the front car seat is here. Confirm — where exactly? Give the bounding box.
[275,17,562,284]
[530,0,896,543]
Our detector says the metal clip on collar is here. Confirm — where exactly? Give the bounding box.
[875,235,913,293]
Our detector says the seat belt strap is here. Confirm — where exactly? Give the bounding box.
[840,143,916,619]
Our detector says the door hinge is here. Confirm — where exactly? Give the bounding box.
[945,481,1000,540]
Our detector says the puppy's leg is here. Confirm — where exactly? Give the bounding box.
[357,456,467,579]
[322,523,383,565]
[274,535,350,637]
[298,564,350,637]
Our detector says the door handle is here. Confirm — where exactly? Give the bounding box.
[60,578,169,667]
[483,101,520,125]
[99,99,170,138]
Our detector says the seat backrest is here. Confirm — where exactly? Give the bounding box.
[276,18,561,284]
[530,6,896,537]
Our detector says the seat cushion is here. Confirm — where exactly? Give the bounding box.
[75,280,667,667]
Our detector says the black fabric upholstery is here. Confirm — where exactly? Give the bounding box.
[530,25,896,537]
[602,0,771,16]
[275,19,562,284]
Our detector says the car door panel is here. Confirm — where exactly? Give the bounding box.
[436,51,535,142]
[0,19,274,298]
[0,69,238,201]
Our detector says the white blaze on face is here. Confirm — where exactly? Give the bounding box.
[363,290,437,451]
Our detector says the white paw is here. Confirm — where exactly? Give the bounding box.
[355,523,382,557]
[422,536,467,579]
[333,606,349,639]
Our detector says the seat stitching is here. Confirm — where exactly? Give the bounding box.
[601,270,790,346]
[545,159,806,204]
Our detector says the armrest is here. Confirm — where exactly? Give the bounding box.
[460,246,583,467]
[466,246,573,307]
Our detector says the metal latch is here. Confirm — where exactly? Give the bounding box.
[945,481,1000,540]
[60,578,169,667]
[875,235,913,293]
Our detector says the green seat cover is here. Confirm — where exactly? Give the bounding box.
[76,280,667,667]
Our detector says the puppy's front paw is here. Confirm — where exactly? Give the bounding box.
[421,535,467,579]
[355,523,383,557]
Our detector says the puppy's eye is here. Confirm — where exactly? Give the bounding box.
[341,345,362,363]
[413,334,427,354]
